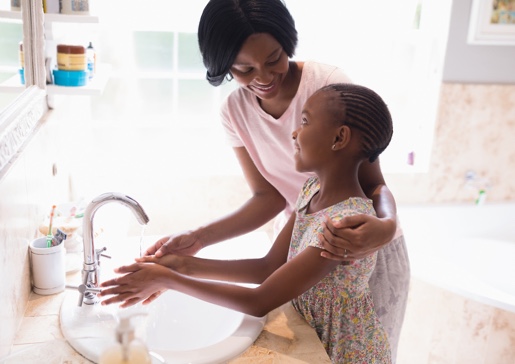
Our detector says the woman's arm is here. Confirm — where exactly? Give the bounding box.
[100,214,340,317]
[142,213,297,284]
[320,159,397,260]
[145,147,286,257]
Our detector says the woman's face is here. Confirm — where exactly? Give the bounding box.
[292,91,339,172]
[230,33,290,101]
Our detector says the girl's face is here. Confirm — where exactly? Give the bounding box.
[230,33,290,101]
[292,91,340,172]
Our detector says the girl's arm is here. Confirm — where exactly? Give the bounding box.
[100,214,340,317]
[145,147,286,257]
[320,158,397,260]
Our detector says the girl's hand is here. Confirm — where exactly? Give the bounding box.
[99,262,174,307]
[319,214,396,261]
[144,230,202,257]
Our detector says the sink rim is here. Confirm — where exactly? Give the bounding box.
[60,289,266,364]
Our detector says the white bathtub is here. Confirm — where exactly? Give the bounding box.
[398,202,515,313]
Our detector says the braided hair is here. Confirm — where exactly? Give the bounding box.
[320,83,393,163]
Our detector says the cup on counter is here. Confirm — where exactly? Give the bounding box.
[29,237,66,295]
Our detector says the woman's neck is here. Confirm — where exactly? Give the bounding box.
[259,61,303,119]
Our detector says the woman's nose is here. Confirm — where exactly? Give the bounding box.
[254,68,273,85]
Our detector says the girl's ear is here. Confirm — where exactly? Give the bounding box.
[332,125,351,150]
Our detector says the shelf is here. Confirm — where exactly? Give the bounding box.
[47,65,110,96]
[0,9,22,21]
[0,10,99,23]
[0,73,25,93]
[0,64,111,96]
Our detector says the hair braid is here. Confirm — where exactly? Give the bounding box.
[320,83,393,162]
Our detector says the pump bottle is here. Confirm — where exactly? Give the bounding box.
[99,312,151,364]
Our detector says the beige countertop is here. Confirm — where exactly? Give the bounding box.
[8,280,330,363]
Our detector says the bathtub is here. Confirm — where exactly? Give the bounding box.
[398,202,515,313]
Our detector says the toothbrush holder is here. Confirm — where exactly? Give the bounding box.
[29,237,66,295]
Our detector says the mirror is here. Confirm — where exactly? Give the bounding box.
[0,0,47,179]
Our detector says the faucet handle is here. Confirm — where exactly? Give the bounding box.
[66,283,103,306]
[66,283,103,293]
[95,247,111,261]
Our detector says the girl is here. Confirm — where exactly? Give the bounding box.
[100,83,394,363]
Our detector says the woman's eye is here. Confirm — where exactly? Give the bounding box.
[268,54,282,65]
[268,58,280,65]
[233,67,253,75]
[301,118,308,125]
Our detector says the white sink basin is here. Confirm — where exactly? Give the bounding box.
[60,232,271,364]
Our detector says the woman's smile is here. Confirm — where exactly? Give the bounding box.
[249,79,279,95]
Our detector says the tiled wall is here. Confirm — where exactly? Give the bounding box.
[0,114,70,357]
[1,82,514,357]
[386,83,515,204]
[398,278,515,364]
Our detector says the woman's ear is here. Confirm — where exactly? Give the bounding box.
[332,125,351,151]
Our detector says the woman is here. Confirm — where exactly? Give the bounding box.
[145,0,410,360]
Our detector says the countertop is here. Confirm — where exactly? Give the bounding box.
[7,289,330,363]
[6,232,330,363]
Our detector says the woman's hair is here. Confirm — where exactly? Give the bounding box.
[320,83,393,163]
[198,0,298,86]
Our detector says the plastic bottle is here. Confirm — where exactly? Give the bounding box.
[86,42,96,79]
[99,312,151,364]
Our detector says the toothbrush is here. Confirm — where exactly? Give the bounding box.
[46,205,56,247]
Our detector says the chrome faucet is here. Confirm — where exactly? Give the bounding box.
[73,192,149,306]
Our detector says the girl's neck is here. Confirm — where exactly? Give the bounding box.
[307,166,366,214]
[259,61,303,119]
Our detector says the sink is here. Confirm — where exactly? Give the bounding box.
[60,232,271,364]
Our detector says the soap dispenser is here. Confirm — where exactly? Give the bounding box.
[99,311,151,364]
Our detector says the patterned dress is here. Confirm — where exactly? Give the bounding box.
[288,177,391,363]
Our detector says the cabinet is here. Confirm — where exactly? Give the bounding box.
[0,9,110,96]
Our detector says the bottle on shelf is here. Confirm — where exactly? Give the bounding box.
[86,42,96,79]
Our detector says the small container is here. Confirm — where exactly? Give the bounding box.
[43,0,60,14]
[10,0,21,11]
[29,237,66,295]
[53,69,88,86]
[61,0,89,15]
[18,69,24,84]
[57,44,87,71]
[86,42,96,79]
[19,41,24,69]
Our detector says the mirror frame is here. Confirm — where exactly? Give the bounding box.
[0,0,47,180]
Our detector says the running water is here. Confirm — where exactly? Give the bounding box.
[139,225,147,257]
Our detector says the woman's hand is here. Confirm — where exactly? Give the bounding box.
[135,254,185,272]
[319,214,396,261]
[99,262,174,307]
[144,230,202,257]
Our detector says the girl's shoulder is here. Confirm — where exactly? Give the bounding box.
[295,176,320,211]
[330,197,376,219]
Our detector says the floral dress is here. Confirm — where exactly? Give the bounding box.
[288,177,391,363]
